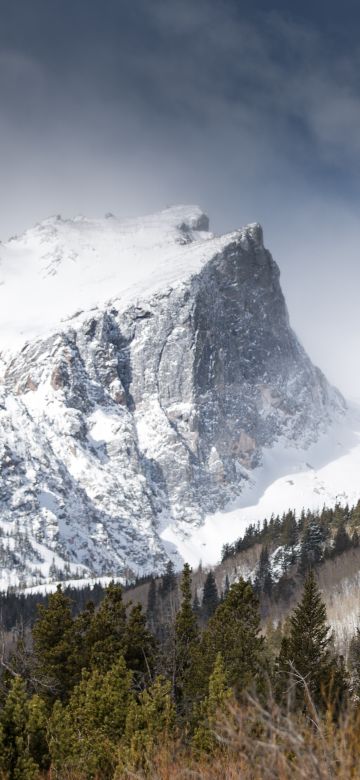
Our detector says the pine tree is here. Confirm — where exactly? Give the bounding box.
[68,600,95,684]
[160,560,177,596]
[282,511,298,548]
[48,656,133,779]
[199,578,265,698]
[202,571,219,620]
[276,570,345,712]
[352,499,360,525]
[158,560,178,629]
[332,522,351,556]
[299,518,324,573]
[26,694,49,773]
[116,676,175,776]
[32,585,75,701]
[86,582,127,673]
[0,677,48,780]
[174,563,199,716]
[254,546,273,597]
[192,652,232,754]
[124,602,156,682]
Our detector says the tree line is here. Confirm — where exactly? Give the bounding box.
[221,501,360,563]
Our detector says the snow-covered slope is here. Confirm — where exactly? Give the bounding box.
[0,205,350,589]
[165,403,360,567]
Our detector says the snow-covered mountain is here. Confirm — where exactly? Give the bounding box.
[0,205,352,589]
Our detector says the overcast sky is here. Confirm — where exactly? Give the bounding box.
[1,0,360,397]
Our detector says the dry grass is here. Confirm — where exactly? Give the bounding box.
[45,694,360,780]
[129,702,360,780]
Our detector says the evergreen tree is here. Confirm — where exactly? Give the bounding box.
[116,676,175,776]
[334,503,345,528]
[86,582,127,673]
[202,571,219,620]
[192,652,232,754]
[299,519,324,573]
[0,677,48,780]
[221,543,231,561]
[332,522,351,556]
[123,602,156,682]
[199,579,265,698]
[32,585,75,701]
[254,546,273,597]
[352,499,360,524]
[277,570,346,712]
[174,563,199,715]
[48,657,133,780]
[282,511,298,548]
[160,560,177,596]
[67,600,95,684]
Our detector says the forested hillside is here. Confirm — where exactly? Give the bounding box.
[1,502,360,777]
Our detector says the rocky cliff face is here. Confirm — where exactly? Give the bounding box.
[0,207,344,587]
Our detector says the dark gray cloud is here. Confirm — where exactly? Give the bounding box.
[1,0,359,396]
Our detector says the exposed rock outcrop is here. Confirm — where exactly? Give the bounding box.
[0,207,345,586]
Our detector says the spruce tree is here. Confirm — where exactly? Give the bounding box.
[117,676,175,776]
[254,546,273,597]
[282,511,298,548]
[199,578,265,697]
[48,657,133,779]
[277,570,345,712]
[161,560,177,596]
[32,585,75,701]
[192,652,232,754]
[123,602,156,682]
[333,522,351,556]
[202,571,219,620]
[68,600,95,684]
[86,582,127,673]
[174,563,199,715]
[299,519,324,573]
[0,677,48,780]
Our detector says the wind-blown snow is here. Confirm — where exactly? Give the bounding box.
[161,404,360,567]
[0,205,229,351]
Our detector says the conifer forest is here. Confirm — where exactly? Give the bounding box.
[1,504,360,778]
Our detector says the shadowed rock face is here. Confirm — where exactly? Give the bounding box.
[0,221,344,585]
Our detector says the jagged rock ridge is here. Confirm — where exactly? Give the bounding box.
[0,207,344,587]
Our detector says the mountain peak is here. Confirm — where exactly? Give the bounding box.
[0,205,348,589]
[0,205,252,353]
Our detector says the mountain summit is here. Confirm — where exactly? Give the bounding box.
[0,206,347,588]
